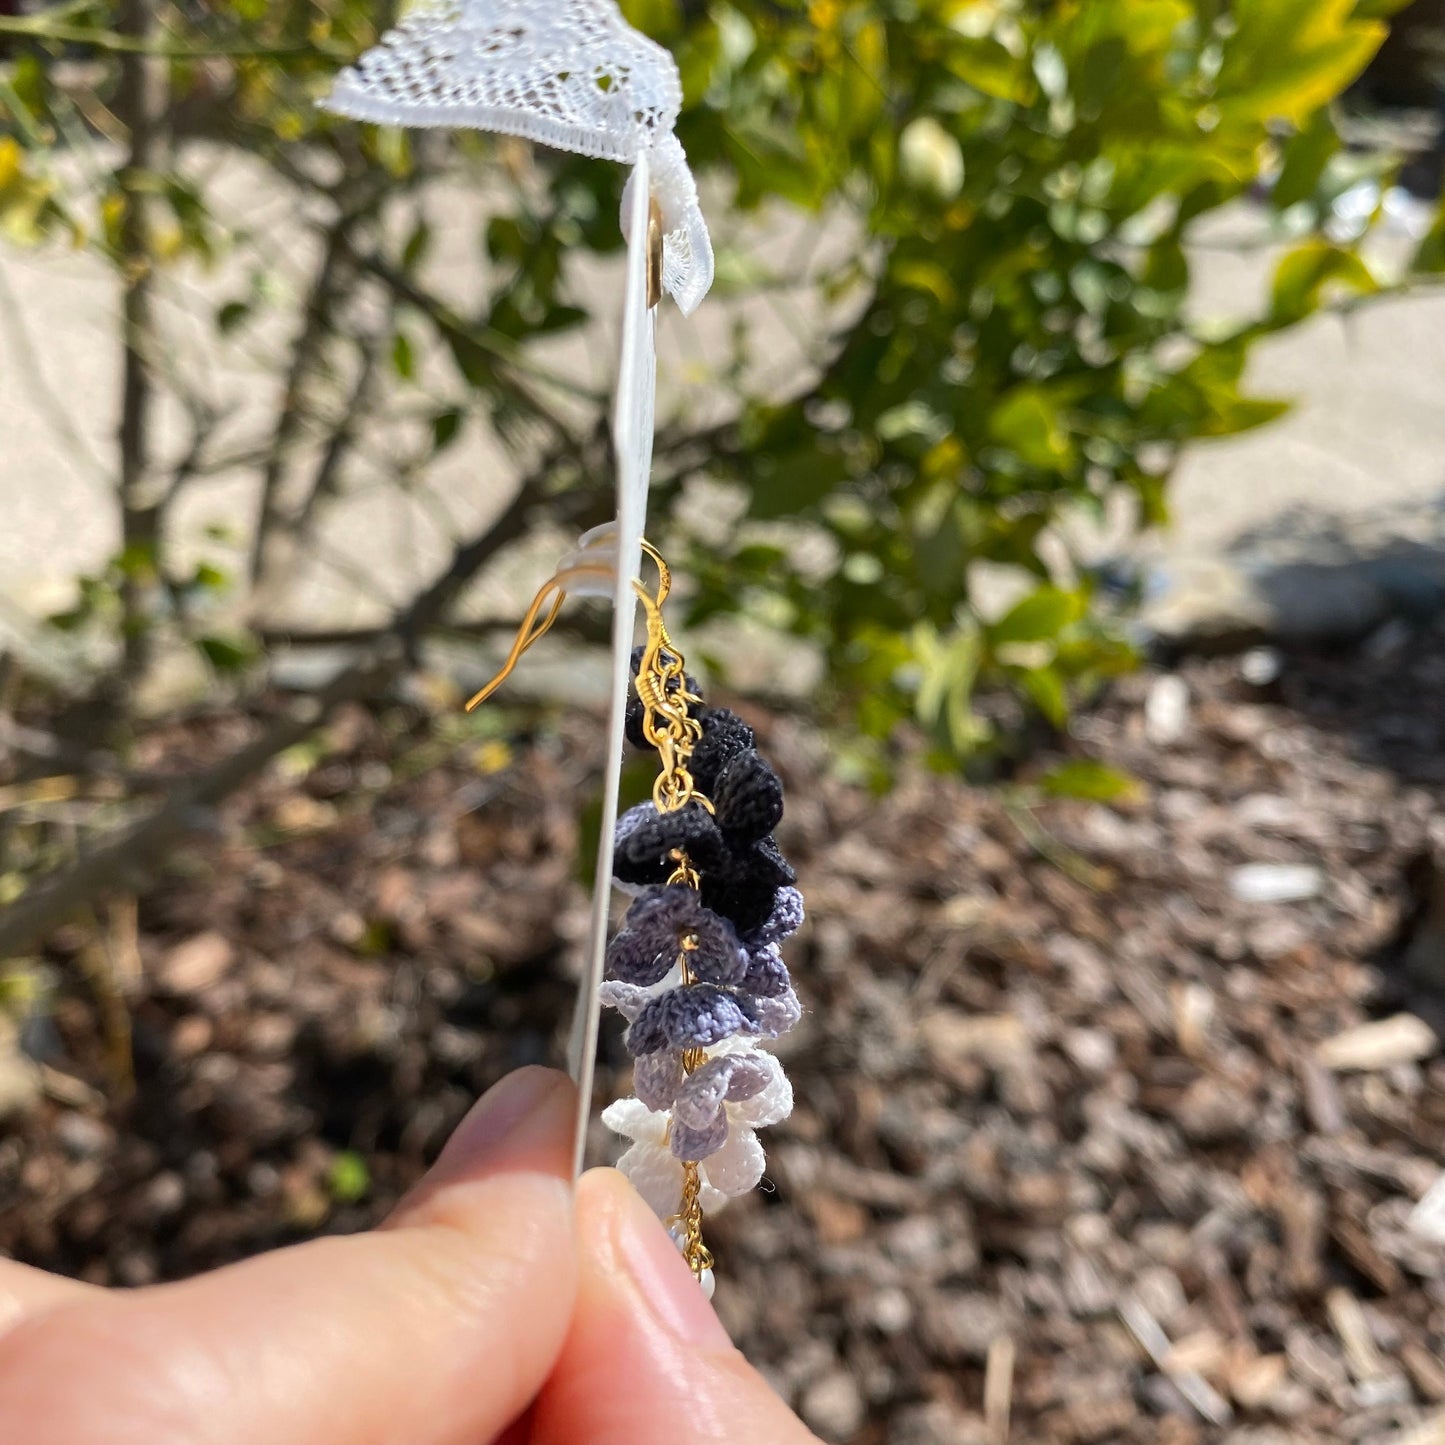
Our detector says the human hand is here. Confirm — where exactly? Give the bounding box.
[0,1067,820,1443]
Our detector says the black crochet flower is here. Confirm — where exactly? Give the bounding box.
[688,708,755,793]
[698,834,796,935]
[613,801,794,935]
[711,748,784,842]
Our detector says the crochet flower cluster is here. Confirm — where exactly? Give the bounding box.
[601,670,801,1220]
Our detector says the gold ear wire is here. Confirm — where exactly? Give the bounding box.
[639,537,671,606]
[464,579,567,712]
[466,538,670,713]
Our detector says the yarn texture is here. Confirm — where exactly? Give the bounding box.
[602,664,802,1219]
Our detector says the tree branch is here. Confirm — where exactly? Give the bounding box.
[286,333,383,553]
[113,0,167,689]
[0,442,609,960]
[248,186,378,593]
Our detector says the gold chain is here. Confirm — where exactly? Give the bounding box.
[635,544,714,1280]
[633,543,711,816]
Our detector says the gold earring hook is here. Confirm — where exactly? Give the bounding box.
[465,537,671,713]
[464,578,566,712]
[639,537,671,607]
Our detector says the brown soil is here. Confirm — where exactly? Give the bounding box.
[3,627,1445,1444]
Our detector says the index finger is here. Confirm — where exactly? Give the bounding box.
[0,1068,579,1445]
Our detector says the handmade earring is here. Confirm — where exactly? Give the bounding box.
[320,3,799,1249]
[466,537,802,1294]
[600,545,802,1293]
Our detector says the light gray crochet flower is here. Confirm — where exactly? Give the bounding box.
[754,986,802,1038]
[668,1049,778,1159]
[603,1041,794,1212]
[632,1048,685,1112]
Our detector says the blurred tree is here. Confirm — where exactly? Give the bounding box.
[0,0,1432,779]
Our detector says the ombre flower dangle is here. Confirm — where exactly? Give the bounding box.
[599,545,802,1295]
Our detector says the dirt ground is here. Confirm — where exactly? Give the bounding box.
[3,625,1445,1444]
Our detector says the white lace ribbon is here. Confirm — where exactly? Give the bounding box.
[322,0,713,313]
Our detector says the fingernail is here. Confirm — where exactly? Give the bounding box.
[438,1066,574,1173]
[611,1178,733,1351]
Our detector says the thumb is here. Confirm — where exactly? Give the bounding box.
[531,1168,822,1444]
[0,1067,579,1445]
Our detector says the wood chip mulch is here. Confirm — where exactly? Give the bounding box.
[3,623,1445,1445]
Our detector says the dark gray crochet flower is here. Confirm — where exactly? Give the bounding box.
[625,984,761,1055]
[738,943,792,999]
[606,885,746,987]
[612,802,728,888]
[743,886,805,949]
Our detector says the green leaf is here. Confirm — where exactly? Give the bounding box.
[196,634,255,672]
[988,387,1075,470]
[1271,107,1340,210]
[373,125,413,180]
[216,300,251,334]
[619,0,682,40]
[327,1151,371,1204]
[990,587,1085,645]
[1142,238,1188,293]
[115,542,156,581]
[1212,396,1293,434]
[1215,0,1385,126]
[534,303,589,335]
[1350,0,1414,16]
[401,220,432,272]
[945,36,1034,104]
[391,330,416,381]
[486,215,528,264]
[1022,665,1068,728]
[1412,198,1445,276]
[912,621,988,753]
[1270,240,1377,324]
[1039,759,1142,802]
[746,443,848,520]
[431,407,464,451]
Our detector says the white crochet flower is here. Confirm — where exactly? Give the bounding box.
[602,1041,793,1219]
